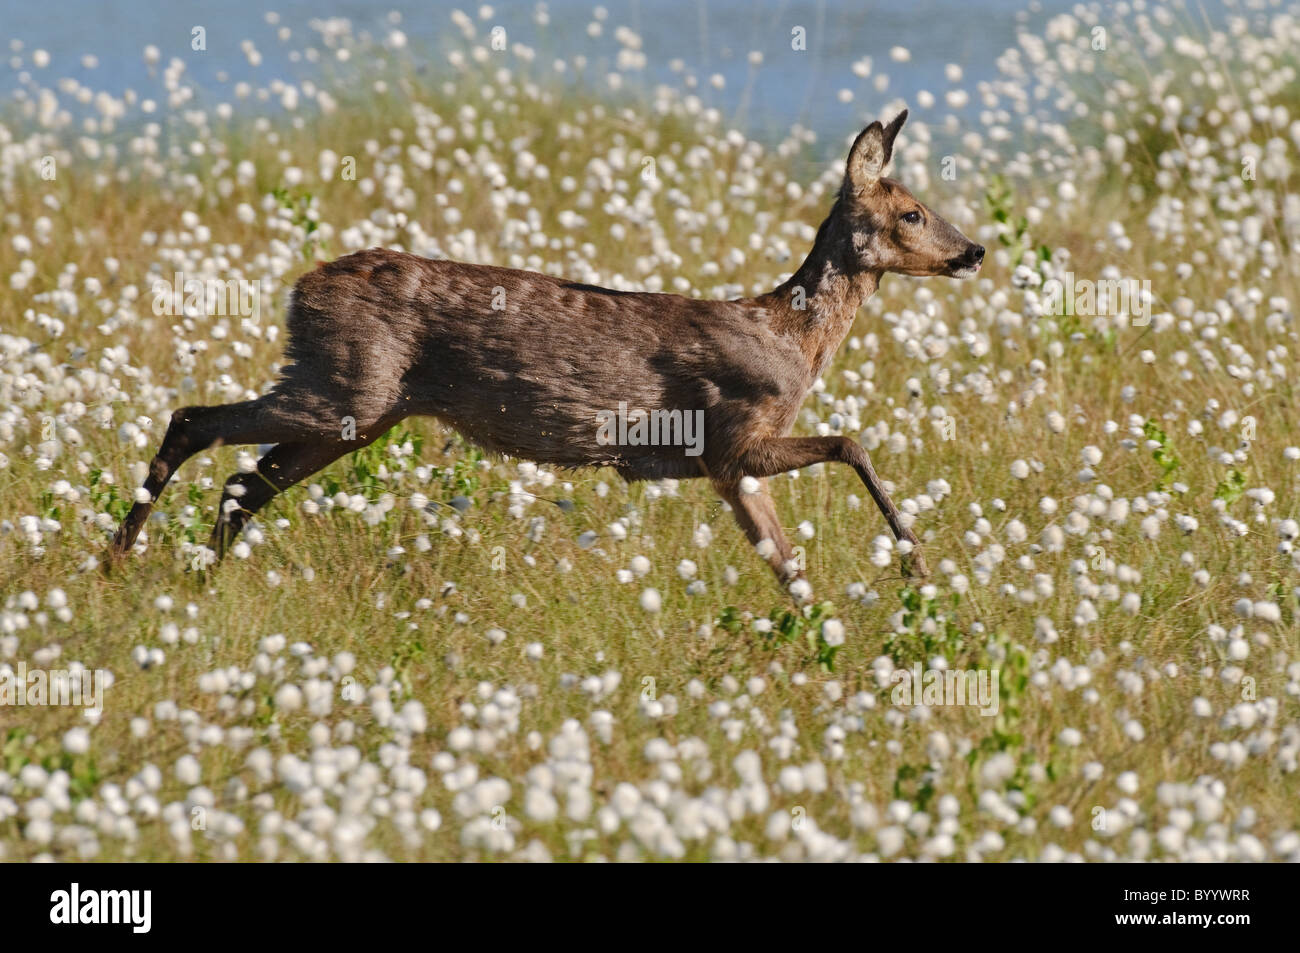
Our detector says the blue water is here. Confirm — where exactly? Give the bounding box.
[2,0,1074,153]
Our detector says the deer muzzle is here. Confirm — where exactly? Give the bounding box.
[946,243,985,279]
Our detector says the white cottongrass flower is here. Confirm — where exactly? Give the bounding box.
[63,727,91,754]
[821,619,845,647]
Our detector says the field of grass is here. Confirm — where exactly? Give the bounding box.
[1,4,1298,861]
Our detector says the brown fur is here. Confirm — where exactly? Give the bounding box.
[110,110,983,593]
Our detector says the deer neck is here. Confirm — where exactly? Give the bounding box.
[763,207,881,377]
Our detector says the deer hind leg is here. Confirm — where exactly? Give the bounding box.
[210,440,345,557]
[210,414,401,558]
[110,394,321,559]
[731,435,929,579]
[712,478,804,588]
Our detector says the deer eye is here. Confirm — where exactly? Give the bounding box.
[902,210,923,225]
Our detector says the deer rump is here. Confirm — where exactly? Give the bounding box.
[278,248,813,481]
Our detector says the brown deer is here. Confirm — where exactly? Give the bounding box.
[110,109,982,595]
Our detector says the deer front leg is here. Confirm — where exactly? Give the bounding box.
[712,477,810,600]
[733,436,930,579]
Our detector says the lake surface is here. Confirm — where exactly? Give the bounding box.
[4,0,1074,150]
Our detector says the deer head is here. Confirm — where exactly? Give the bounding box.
[841,109,984,279]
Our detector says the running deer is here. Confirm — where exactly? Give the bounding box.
[110,110,983,594]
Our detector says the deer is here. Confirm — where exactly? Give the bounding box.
[109,109,983,597]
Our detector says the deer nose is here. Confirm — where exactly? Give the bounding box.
[971,245,985,264]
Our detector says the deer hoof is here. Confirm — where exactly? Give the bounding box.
[901,548,930,580]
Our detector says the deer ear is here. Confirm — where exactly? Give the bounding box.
[846,110,909,195]
[881,108,908,165]
[845,121,887,194]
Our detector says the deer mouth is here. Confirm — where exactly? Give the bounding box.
[946,244,985,279]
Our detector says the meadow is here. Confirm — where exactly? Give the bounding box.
[1,2,1298,861]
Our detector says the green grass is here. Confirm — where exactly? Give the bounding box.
[1,7,1298,861]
